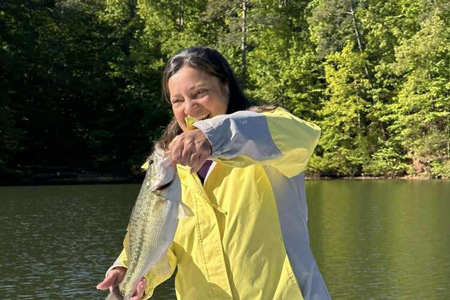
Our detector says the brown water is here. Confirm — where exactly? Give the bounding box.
[0,180,449,299]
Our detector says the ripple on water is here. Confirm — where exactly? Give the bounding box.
[2,181,450,299]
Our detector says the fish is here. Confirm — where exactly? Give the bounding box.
[105,145,193,300]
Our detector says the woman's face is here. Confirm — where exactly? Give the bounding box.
[168,65,229,132]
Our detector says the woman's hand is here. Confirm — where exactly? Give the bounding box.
[169,129,212,173]
[96,267,147,300]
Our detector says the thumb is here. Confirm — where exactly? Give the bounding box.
[96,274,116,290]
[96,268,126,290]
[130,278,146,300]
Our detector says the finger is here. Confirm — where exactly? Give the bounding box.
[115,269,126,285]
[131,278,146,300]
[189,152,202,174]
[192,151,210,174]
[98,268,127,292]
[180,141,196,166]
[170,140,184,164]
[96,273,117,290]
[191,164,202,174]
[169,135,181,150]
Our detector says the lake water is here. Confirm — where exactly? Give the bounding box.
[0,180,449,299]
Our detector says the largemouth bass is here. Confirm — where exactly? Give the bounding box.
[106,145,193,300]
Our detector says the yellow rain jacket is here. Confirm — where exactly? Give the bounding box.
[108,108,330,300]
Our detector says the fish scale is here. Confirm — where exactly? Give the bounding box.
[105,146,193,300]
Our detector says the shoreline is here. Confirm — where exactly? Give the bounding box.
[0,176,142,187]
[1,165,447,187]
[0,166,143,186]
[306,175,445,180]
[2,173,447,187]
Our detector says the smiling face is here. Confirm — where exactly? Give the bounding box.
[168,66,230,132]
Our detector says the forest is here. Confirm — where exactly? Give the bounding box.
[1,0,449,184]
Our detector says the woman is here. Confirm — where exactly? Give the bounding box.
[97,47,331,300]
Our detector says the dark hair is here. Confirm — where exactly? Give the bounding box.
[157,47,251,149]
[162,47,251,113]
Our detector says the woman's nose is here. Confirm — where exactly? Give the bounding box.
[184,99,198,116]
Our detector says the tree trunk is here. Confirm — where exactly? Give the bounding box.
[447,122,450,159]
[129,0,137,18]
[179,0,184,27]
[347,4,371,83]
[241,0,248,89]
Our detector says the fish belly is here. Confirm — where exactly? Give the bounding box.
[121,197,179,299]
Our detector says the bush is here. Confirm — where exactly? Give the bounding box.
[363,145,408,177]
[430,160,450,179]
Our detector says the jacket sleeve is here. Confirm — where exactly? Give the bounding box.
[193,107,321,178]
[106,243,177,299]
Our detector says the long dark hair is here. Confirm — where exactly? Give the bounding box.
[157,47,251,149]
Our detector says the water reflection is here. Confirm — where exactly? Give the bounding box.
[307,180,450,299]
[0,180,449,299]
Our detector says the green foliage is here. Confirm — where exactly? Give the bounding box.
[430,160,450,179]
[0,105,24,169]
[308,0,363,58]
[363,141,408,177]
[313,43,372,176]
[1,0,449,180]
[245,0,322,118]
[391,8,450,178]
[0,0,170,177]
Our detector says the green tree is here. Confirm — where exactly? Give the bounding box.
[392,8,450,178]
[245,0,323,120]
[311,43,371,176]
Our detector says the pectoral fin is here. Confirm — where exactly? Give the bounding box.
[178,202,194,219]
